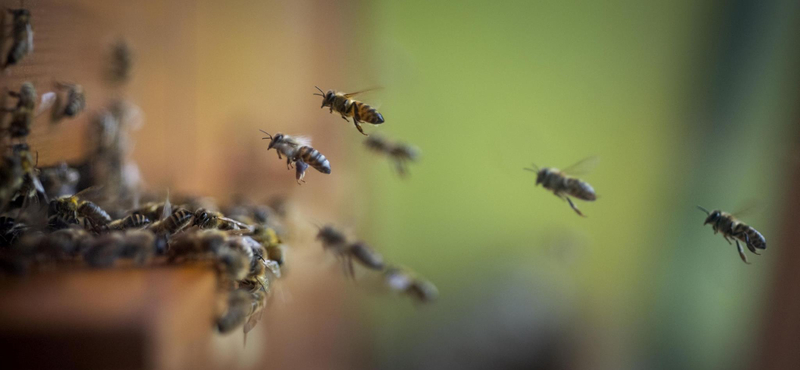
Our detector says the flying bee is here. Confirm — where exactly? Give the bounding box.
[316,225,348,251]
[106,39,133,85]
[697,206,767,264]
[292,146,331,175]
[105,213,150,231]
[260,130,309,169]
[384,267,438,303]
[52,82,86,121]
[524,157,599,217]
[3,82,56,141]
[3,3,33,69]
[364,135,420,177]
[314,87,385,136]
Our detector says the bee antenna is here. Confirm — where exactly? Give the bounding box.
[696,206,711,215]
[259,129,272,140]
[313,86,325,97]
[523,163,539,172]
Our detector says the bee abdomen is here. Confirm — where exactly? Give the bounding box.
[123,214,151,229]
[295,146,331,174]
[164,208,194,233]
[64,92,86,117]
[355,102,384,124]
[743,227,767,250]
[566,178,596,201]
[78,201,112,226]
[348,242,384,270]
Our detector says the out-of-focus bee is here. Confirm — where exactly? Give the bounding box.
[314,87,385,136]
[3,82,55,141]
[82,232,125,267]
[52,82,86,121]
[384,267,438,303]
[698,206,767,264]
[260,130,309,169]
[347,241,385,271]
[106,39,133,85]
[168,229,227,262]
[316,225,383,278]
[3,3,33,69]
[39,162,80,198]
[266,243,287,267]
[0,154,22,206]
[129,201,167,222]
[10,144,47,211]
[0,216,26,246]
[217,289,252,334]
[524,157,599,217]
[149,207,193,235]
[105,213,150,231]
[316,225,347,251]
[118,230,155,265]
[243,286,269,341]
[364,135,420,177]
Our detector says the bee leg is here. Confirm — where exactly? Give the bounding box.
[340,114,349,122]
[743,233,760,255]
[564,196,585,217]
[722,235,732,245]
[735,240,750,264]
[354,122,367,136]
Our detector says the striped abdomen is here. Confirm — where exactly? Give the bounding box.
[78,201,112,226]
[348,242,384,270]
[294,146,331,174]
[565,177,596,201]
[352,101,384,124]
[733,223,766,250]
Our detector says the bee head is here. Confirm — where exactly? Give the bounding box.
[9,8,30,19]
[697,206,720,225]
[314,86,334,108]
[536,168,550,185]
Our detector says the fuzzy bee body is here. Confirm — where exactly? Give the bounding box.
[315,87,384,136]
[348,242,384,270]
[53,83,86,120]
[78,201,112,228]
[526,158,598,217]
[364,135,420,176]
[384,267,438,303]
[293,146,331,174]
[4,8,33,68]
[260,131,309,168]
[150,208,193,235]
[699,207,767,264]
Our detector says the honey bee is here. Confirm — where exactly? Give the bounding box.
[106,39,133,85]
[314,87,384,136]
[52,82,86,121]
[167,229,227,262]
[149,207,193,235]
[316,225,383,278]
[193,208,250,231]
[105,213,150,231]
[217,289,252,334]
[261,130,331,179]
[260,130,309,169]
[364,135,420,176]
[347,241,385,271]
[524,157,599,217]
[9,143,47,210]
[697,206,767,264]
[384,266,438,303]
[216,244,251,282]
[3,82,55,141]
[3,3,33,69]
[47,187,109,231]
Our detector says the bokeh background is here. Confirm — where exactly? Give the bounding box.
[3,0,800,369]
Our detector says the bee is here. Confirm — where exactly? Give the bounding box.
[167,229,228,262]
[316,225,347,251]
[697,206,767,264]
[384,267,438,303]
[9,144,47,210]
[266,243,287,267]
[106,39,133,85]
[347,242,385,271]
[106,213,151,231]
[192,208,250,231]
[524,157,599,217]
[39,162,80,198]
[314,87,384,136]
[243,286,269,342]
[3,3,33,69]
[316,225,383,278]
[47,187,109,230]
[217,289,252,334]
[77,201,112,229]
[260,130,309,169]
[149,207,193,235]
[216,244,251,282]
[292,146,331,176]
[364,135,420,176]
[53,82,86,121]
[3,82,55,141]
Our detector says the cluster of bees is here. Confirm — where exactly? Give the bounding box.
[0,3,437,343]
[526,158,767,263]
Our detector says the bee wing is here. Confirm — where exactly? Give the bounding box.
[562,156,600,176]
[161,191,172,221]
[288,135,312,148]
[36,92,56,116]
[732,200,762,219]
[344,87,383,98]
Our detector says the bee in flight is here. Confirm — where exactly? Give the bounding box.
[524,157,598,217]
[697,206,766,264]
[260,130,331,182]
[364,135,420,177]
[314,87,384,136]
[3,2,33,69]
[52,82,86,121]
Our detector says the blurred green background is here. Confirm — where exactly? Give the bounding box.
[349,0,800,369]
